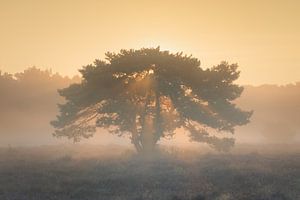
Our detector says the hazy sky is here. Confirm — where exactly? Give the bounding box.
[0,0,299,85]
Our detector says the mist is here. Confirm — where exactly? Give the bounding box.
[0,67,299,149]
[236,83,300,144]
[0,58,299,200]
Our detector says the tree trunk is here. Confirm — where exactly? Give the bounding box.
[137,92,157,154]
[154,89,162,143]
[131,115,143,153]
[133,80,162,154]
[132,137,143,153]
[140,115,156,153]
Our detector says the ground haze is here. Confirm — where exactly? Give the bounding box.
[0,145,299,200]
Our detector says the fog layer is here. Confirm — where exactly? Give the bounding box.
[0,68,299,146]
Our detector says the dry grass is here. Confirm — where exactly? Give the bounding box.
[0,145,299,200]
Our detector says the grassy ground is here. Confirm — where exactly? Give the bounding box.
[0,145,299,200]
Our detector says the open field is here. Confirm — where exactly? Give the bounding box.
[0,145,299,200]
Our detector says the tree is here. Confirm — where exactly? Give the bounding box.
[51,47,252,153]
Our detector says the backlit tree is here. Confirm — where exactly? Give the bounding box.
[51,47,252,153]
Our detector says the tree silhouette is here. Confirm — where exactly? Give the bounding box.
[51,47,252,153]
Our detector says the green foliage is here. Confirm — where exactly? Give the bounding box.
[52,47,252,152]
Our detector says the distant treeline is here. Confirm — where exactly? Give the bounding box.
[236,83,300,143]
[0,68,80,145]
[0,68,299,145]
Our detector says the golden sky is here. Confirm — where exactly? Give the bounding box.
[0,0,299,85]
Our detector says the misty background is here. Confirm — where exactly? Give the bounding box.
[0,1,299,199]
[0,67,299,147]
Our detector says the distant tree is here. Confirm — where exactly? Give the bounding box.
[51,47,252,153]
[0,67,80,146]
[0,71,14,81]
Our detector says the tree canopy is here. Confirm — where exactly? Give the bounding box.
[51,47,252,152]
